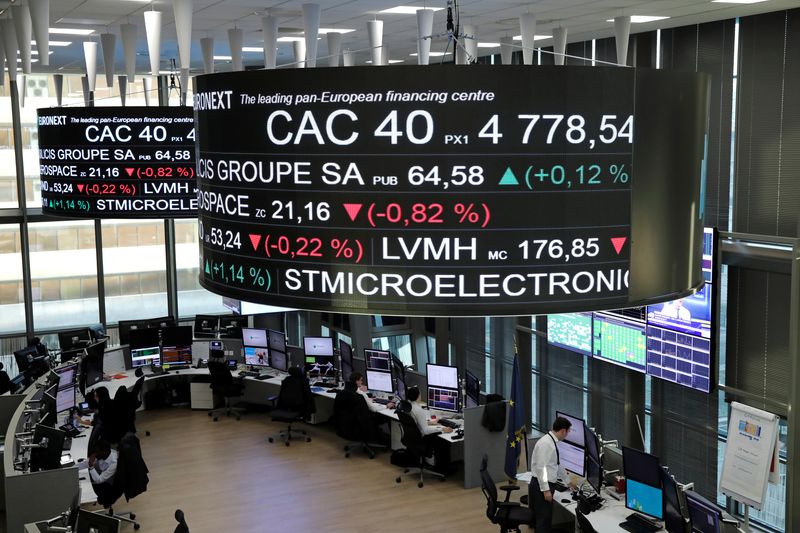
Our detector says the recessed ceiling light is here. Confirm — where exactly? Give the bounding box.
[276,36,320,42]
[409,52,447,57]
[512,35,553,41]
[49,27,94,36]
[477,42,501,48]
[242,47,264,53]
[27,50,54,55]
[366,59,405,64]
[605,16,670,23]
[318,28,356,34]
[711,0,769,3]
[33,40,72,47]
[380,6,445,14]
[213,55,232,61]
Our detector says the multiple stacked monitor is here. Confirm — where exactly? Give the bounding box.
[555,410,726,533]
[548,227,718,393]
[242,327,288,372]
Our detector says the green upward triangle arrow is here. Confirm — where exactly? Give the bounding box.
[499,167,519,186]
[204,260,211,274]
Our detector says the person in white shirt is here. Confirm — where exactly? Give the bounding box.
[88,439,118,502]
[529,417,573,533]
[350,372,396,412]
[404,386,453,473]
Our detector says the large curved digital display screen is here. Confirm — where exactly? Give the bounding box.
[194,65,709,316]
[37,106,197,218]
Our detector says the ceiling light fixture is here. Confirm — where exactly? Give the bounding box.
[605,16,670,23]
[49,27,95,35]
[379,6,444,14]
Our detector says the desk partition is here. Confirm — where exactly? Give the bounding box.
[463,402,510,489]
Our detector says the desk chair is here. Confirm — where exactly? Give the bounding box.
[479,454,534,533]
[208,360,247,421]
[174,509,190,533]
[576,509,598,533]
[333,385,387,459]
[91,432,149,530]
[0,362,11,395]
[267,368,315,446]
[394,406,445,487]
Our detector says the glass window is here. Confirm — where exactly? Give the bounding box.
[101,219,167,324]
[372,334,412,367]
[175,219,230,318]
[29,220,99,330]
[0,224,23,334]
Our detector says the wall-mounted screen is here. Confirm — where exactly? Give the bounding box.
[592,312,646,373]
[37,106,196,218]
[547,313,592,355]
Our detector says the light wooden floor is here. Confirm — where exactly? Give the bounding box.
[84,407,530,532]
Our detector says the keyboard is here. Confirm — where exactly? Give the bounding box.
[373,398,392,405]
[619,514,661,533]
[239,371,260,378]
[552,480,568,492]
[312,382,338,389]
[438,418,460,429]
[255,374,272,380]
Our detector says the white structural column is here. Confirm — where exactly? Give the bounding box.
[101,33,116,87]
[29,0,49,66]
[302,3,321,68]
[12,5,33,74]
[143,76,152,106]
[327,32,342,67]
[614,15,631,66]
[416,9,434,65]
[261,15,278,69]
[342,49,354,67]
[173,0,193,86]
[120,23,137,81]
[83,41,98,92]
[53,73,63,106]
[500,36,513,65]
[464,25,477,64]
[0,27,6,85]
[367,19,383,66]
[81,76,89,106]
[200,37,214,74]
[2,19,17,80]
[519,13,536,66]
[293,40,306,68]
[144,10,162,76]
[118,75,127,106]
[228,28,243,71]
[553,27,568,66]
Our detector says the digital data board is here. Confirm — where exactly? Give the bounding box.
[592,312,647,373]
[547,313,592,355]
[193,65,709,316]
[37,106,197,218]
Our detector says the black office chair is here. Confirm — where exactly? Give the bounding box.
[576,509,598,533]
[480,454,534,533]
[0,362,11,395]
[207,360,247,421]
[174,509,190,533]
[267,367,315,446]
[393,404,445,487]
[92,432,149,530]
[333,384,387,459]
[130,369,150,436]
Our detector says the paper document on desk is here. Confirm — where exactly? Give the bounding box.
[76,460,89,471]
[517,472,533,483]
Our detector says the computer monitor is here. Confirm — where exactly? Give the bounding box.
[75,509,121,533]
[161,325,192,347]
[39,383,58,427]
[58,328,92,354]
[194,314,219,338]
[556,411,586,448]
[160,326,193,368]
[557,439,586,477]
[623,446,661,487]
[145,316,175,329]
[584,425,602,467]
[366,369,393,393]
[129,327,160,350]
[219,315,244,339]
[304,337,334,356]
[268,329,286,352]
[244,346,269,367]
[339,340,354,379]
[396,372,407,400]
[306,354,336,377]
[427,363,458,389]
[28,423,66,472]
[465,369,480,408]
[55,363,77,389]
[14,346,38,372]
[685,491,722,533]
[427,385,459,412]
[586,456,603,494]
[56,384,75,413]
[661,467,687,533]
[242,328,268,348]
[117,319,147,346]
[129,328,161,368]
[130,346,160,368]
[270,350,288,372]
[626,478,664,520]
[80,345,105,394]
[364,349,391,371]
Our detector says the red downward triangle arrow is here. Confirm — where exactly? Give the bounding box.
[611,237,627,255]
[125,168,135,177]
[77,184,84,193]
[343,203,363,221]
[249,234,262,251]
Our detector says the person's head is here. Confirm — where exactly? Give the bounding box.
[552,416,572,441]
[93,386,110,407]
[27,336,41,347]
[406,386,421,402]
[288,366,303,378]
[92,439,112,460]
[348,371,364,387]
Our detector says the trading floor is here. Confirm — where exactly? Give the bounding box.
[89,408,495,533]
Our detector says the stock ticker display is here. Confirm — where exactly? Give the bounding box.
[193,65,708,316]
[37,107,197,218]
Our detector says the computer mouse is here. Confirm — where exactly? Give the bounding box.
[561,499,571,504]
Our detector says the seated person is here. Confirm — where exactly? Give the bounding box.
[27,336,49,358]
[405,386,452,473]
[334,375,390,446]
[349,371,396,412]
[88,439,118,503]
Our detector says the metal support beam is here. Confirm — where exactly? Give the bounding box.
[164,220,177,320]
[624,372,646,450]
[785,233,800,533]
[517,316,532,432]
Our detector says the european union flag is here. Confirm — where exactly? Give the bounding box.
[504,354,527,479]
